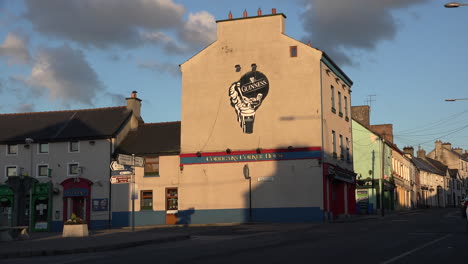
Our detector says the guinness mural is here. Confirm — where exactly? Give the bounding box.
[229,65,269,133]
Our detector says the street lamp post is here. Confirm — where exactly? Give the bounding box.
[444,2,468,8]
[25,138,34,232]
[445,98,468,101]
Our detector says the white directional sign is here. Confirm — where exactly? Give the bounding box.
[110,161,125,171]
[119,171,133,175]
[110,175,131,184]
[117,154,144,167]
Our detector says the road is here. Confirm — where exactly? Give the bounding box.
[4,208,468,264]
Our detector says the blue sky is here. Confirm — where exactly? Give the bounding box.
[0,0,467,152]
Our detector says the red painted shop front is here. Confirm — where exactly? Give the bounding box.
[61,178,93,225]
[323,163,356,219]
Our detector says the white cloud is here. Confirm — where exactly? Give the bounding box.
[180,11,217,46]
[24,0,185,48]
[22,44,104,106]
[138,60,180,76]
[0,32,31,65]
[16,103,35,113]
[23,0,216,53]
[300,0,430,65]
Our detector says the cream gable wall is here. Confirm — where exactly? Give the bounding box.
[181,14,323,153]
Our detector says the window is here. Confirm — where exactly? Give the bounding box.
[290,46,297,57]
[344,96,348,119]
[68,163,79,176]
[38,164,49,177]
[332,130,337,158]
[338,91,342,116]
[339,135,344,159]
[144,157,159,176]
[140,190,153,210]
[346,137,350,161]
[166,188,178,210]
[331,86,336,112]
[39,143,49,154]
[69,141,79,152]
[7,144,17,155]
[6,166,17,177]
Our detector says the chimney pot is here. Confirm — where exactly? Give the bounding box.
[131,91,137,98]
[257,8,262,16]
[243,9,248,18]
[272,8,277,14]
[228,11,233,19]
[307,41,312,46]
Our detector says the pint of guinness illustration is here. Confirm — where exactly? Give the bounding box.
[229,65,269,133]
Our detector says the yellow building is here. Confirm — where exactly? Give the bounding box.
[178,9,355,223]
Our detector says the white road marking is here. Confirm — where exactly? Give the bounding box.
[380,234,452,264]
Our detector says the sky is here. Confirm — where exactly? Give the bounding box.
[0,0,467,152]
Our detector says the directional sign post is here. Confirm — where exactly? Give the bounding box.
[118,154,144,167]
[110,161,125,171]
[110,175,131,184]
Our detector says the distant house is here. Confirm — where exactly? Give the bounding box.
[427,140,468,200]
[0,91,142,231]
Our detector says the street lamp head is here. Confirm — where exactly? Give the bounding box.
[25,138,34,144]
[445,99,456,101]
[445,2,461,8]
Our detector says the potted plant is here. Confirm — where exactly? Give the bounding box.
[62,213,88,237]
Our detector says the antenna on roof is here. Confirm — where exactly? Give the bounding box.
[365,94,376,110]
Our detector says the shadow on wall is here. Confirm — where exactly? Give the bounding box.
[240,145,332,223]
[177,207,195,225]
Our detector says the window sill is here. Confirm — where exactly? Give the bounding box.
[331,107,336,114]
[338,112,343,117]
[345,116,349,122]
[144,174,160,177]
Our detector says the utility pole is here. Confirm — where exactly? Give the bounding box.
[371,150,375,213]
[381,138,385,217]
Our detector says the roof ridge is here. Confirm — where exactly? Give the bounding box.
[143,121,181,125]
[0,106,127,116]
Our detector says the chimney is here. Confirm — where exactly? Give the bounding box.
[442,142,452,150]
[417,146,426,159]
[307,41,312,47]
[272,8,277,14]
[228,11,233,19]
[403,146,414,157]
[351,105,370,128]
[370,124,393,144]
[257,8,262,16]
[126,90,142,130]
[243,9,248,18]
[453,147,463,154]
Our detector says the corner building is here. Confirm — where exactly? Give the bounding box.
[180,11,355,223]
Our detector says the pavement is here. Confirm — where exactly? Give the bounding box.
[0,210,415,259]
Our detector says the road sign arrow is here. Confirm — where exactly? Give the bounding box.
[110,161,125,171]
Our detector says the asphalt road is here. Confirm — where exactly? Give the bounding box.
[4,208,468,264]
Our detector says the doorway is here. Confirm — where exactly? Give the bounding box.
[165,188,178,224]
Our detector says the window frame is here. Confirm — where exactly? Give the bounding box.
[290,46,298,57]
[166,188,178,211]
[69,141,80,153]
[6,165,17,177]
[339,134,344,160]
[331,85,336,113]
[344,96,349,120]
[144,156,160,177]
[67,162,79,177]
[6,144,18,156]
[38,143,49,154]
[37,164,49,177]
[332,130,337,158]
[338,91,342,116]
[140,190,153,210]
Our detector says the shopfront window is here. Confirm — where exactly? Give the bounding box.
[166,188,178,210]
[141,190,153,210]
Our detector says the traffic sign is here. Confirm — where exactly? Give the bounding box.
[110,161,125,171]
[119,171,133,175]
[117,154,144,167]
[110,175,131,184]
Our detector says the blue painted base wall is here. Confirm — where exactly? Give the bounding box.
[112,207,323,227]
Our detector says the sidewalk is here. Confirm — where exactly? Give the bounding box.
[0,211,411,259]
[0,226,190,259]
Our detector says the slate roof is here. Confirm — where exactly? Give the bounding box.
[412,157,445,176]
[0,107,132,143]
[115,122,181,156]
